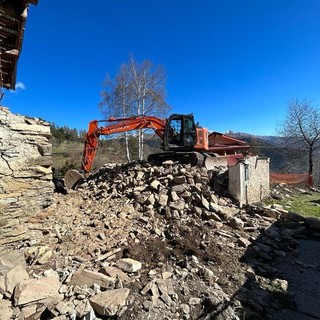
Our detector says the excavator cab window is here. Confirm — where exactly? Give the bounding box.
[168,119,182,144]
[164,114,197,151]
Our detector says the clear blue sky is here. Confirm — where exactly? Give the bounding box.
[4,0,320,135]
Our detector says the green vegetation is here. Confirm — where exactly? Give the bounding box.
[50,122,85,143]
[263,191,320,218]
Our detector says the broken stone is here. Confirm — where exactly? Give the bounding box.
[150,179,161,190]
[229,217,244,229]
[280,210,305,223]
[69,269,115,290]
[237,237,251,248]
[0,250,27,270]
[5,264,29,295]
[75,299,95,319]
[101,266,130,283]
[305,217,320,230]
[116,258,142,273]
[162,271,173,280]
[0,300,13,320]
[159,193,168,206]
[201,195,210,210]
[173,176,187,184]
[14,276,63,307]
[89,288,130,316]
[170,191,180,202]
[200,267,214,280]
[169,200,185,211]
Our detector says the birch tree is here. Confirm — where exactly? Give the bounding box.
[278,98,320,176]
[99,65,133,161]
[99,56,171,161]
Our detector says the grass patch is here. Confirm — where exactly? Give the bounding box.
[264,191,320,218]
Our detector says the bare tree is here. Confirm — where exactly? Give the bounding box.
[278,99,320,176]
[99,65,133,161]
[99,56,171,161]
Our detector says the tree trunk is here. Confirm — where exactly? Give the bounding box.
[124,132,131,162]
[308,146,313,175]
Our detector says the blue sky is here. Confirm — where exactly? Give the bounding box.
[4,0,320,135]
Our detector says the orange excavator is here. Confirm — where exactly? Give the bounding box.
[64,114,250,190]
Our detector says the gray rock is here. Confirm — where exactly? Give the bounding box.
[75,299,95,319]
[69,269,115,290]
[14,276,63,307]
[116,258,142,273]
[0,300,13,320]
[89,288,130,316]
[229,217,245,229]
[5,264,29,295]
[173,176,187,184]
[305,217,320,230]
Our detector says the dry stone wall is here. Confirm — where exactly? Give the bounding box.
[0,107,53,244]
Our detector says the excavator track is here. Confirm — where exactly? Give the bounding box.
[148,152,204,167]
[148,151,233,170]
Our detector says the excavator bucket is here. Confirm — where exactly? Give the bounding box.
[64,169,84,191]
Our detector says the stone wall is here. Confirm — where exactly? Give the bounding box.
[0,107,53,244]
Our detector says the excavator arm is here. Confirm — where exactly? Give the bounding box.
[81,115,166,173]
[64,115,166,190]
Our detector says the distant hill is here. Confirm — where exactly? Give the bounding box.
[228,132,309,174]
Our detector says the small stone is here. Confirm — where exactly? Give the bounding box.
[5,264,29,294]
[180,303,190,314]
[305,217,320,230]
[173,176,187,184]
[162,271,173,280]
[229,217,244,229]
[143,299,153,311]
[75,299,95,319]
[188,297,201,305]
[150,180,161,190]
[116,258,142,273]
[237,237,250,248]
[159,194,168,206]
[201,195,210,210]
[200,267,214,280]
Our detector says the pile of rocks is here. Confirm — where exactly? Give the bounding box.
[1,161,320,319]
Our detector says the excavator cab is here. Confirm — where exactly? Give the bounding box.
[163,114,197,151]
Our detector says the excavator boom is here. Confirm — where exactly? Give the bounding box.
[81,116,166,173]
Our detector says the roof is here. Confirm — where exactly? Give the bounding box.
[0,0,38,90]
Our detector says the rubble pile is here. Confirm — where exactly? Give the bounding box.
[1,161,320,319]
